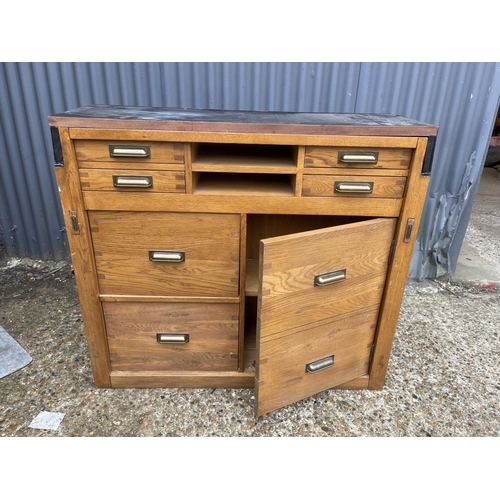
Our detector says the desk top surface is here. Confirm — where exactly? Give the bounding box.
[49,105,438,137]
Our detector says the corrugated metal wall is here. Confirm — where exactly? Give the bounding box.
[1,62,499,278]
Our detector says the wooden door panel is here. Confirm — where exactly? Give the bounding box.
[255,218,396,416]
[256,307,378,416]
[259,218,396,341]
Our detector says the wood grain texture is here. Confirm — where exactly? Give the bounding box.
[108,371,367,389]
[185,143,194,194]
[238,214,247,371]
[79,169,185,193]
[255,218,396,415]
[192,143,297,173]
[67,128,422,146]
[55,128,112,387]
[303,167,409,177]
[48,108,435,406]
[369,138,430,389]
[110,370,255,388]
[82,191,403,217]
[302,175,406,198]
[193,173,295,197]
[245,214,368,260]
[51,114,437,137]
[76,161,185,171]
[305,146,412,169]
[256,307,378,416]
[90,211,240,297]
[99,295,240,303]
[334,376,370,390]
[294,146,305,196]
[257,218,396,340]
[104,302,239,372]
[74,139,184,163]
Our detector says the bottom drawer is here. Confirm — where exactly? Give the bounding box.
[104,302,239,372]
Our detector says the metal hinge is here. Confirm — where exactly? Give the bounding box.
[388,239,395,266]
[368,344,375,366]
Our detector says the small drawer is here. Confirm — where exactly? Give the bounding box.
[304,146,412,170]
[74,140,185,164]
[79,169,185,193]
[104,302,239,372]
[302,175,406,198]
[90,212,241,297]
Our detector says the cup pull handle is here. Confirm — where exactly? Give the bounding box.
[113,175,153,188]
[338,151,378,163]
[69,210,80,234]
[109,145,150,158]
[157,333,189,344]
[334,181,374,194]
[149,251,185,263]
[306,355,335,373]
[314,269,346,287]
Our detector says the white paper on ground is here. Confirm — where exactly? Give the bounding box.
[0,326,32,378]
[29,411,65,431]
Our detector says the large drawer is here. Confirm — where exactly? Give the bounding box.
[304,146,412,170]
[302,174,406,198]
[79,169,185,193]
[90,212,241,297]
[104,302,239,372]
[74,140,185,164]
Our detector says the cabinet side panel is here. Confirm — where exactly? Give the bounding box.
[369,138,430,389]
[55,127,111,387]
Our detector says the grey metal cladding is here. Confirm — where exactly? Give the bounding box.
[1,62,499,279]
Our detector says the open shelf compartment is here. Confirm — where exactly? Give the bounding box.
[193,172,295,196]
[192,143,298,173]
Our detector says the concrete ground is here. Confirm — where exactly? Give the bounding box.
[1,168,499,439]
[454,166,500,283]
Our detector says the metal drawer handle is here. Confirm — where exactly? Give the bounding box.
[306,355,335,373]
[334,181,374,194]
[157,333,189,344]
[113,175,153,188]
[109,145,150,158]
[314,269,346,287]
[149,251,185,262]
[338,151,378,163]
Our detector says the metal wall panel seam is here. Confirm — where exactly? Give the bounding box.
[1,61,499,278]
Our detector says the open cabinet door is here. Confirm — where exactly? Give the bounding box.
[255,218,397,416]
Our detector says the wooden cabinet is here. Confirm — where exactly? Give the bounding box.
[49,106,438,416]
